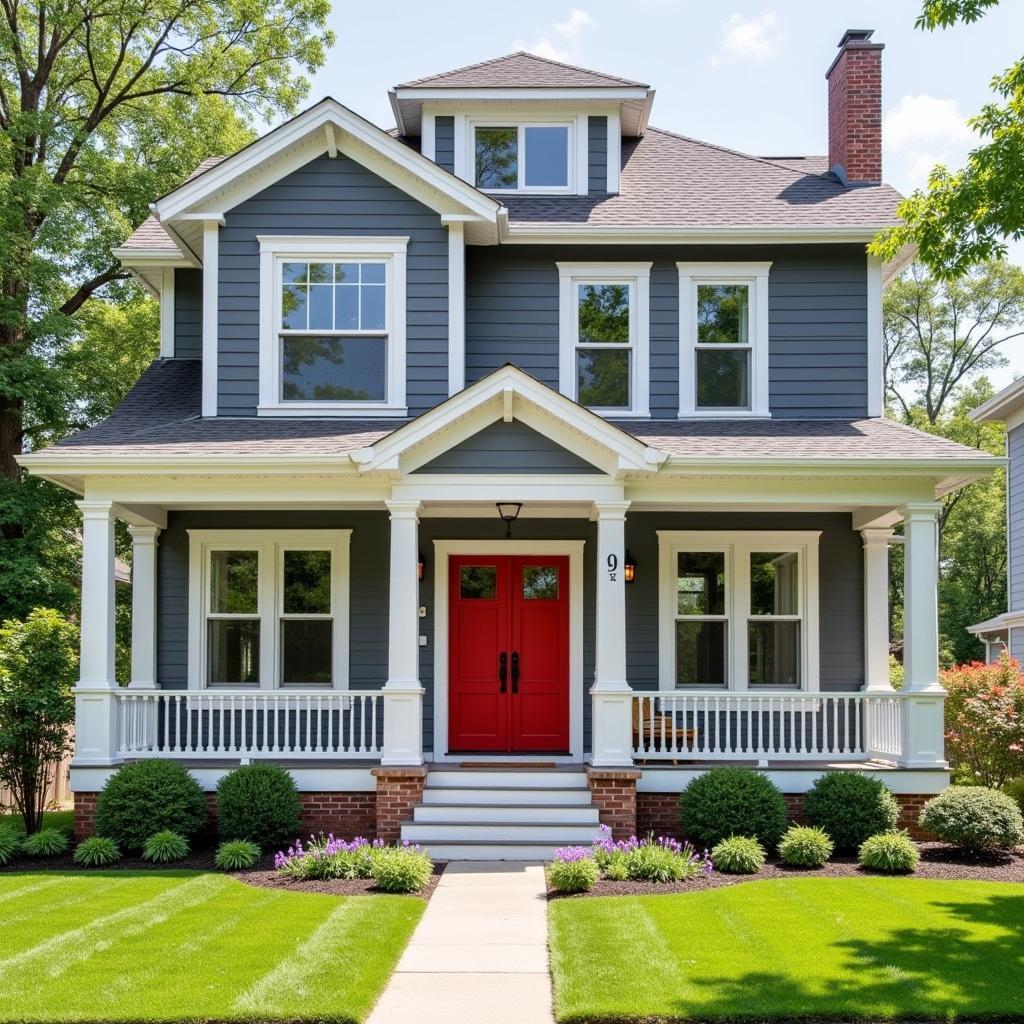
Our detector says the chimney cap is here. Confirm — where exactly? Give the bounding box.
[838,28,877,47]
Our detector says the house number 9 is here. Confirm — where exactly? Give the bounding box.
[606,553,618,582]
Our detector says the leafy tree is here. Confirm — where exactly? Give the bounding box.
[0,608,77,833]
[871,1,1024,276]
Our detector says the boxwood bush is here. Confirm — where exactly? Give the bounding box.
[216,763,301,850]
[778,825,833,868]
[94,760,207,852]
[711,835,766,874]
[920,786,1024,853]
[804,771,899,851]
[859,831,919,873]
[680,767,788,848]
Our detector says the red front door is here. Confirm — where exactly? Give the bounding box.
[448,555,570,753]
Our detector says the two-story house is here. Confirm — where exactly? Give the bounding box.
[21,31,1001,858]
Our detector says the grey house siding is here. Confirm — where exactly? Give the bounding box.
[414,419,601,474]
[217,153,449,417]
[588,116,607,193]
[1011,626,1024,662]
[173,269,203,359]
[434,116,455,173]
[465,244,868,419]
[1009,423,1024,613]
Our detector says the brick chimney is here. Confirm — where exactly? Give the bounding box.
[826,29,884,184]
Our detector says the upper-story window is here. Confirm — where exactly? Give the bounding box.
[557,262,651,418]
[473,121,574,193]
[677,262,772,418]
[258,236,408,417]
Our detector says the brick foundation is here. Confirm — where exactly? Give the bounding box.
[586,767,641,839]
[371,766,428,844]
[74,791,97,838]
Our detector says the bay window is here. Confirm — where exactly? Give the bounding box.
[188,530,351,689]
[658,531,819,691]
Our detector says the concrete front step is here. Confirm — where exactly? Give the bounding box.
[403,820,601,843]
[425,769,588,790]
[420,785,593,806]
[413,803,600,824]
[416,840,568,861]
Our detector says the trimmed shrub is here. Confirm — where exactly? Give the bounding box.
[94,760,206,852]
[859,831,919,873]
[919,786,1024,853]
[214,840,261,871]
[680,768,788,849]
[372,845,434,893]
[216,763,301,850]
[804,772,899,851]
[1004,777,1024,815]
[73,836,121,867]
[549,853,600,893]
[23,828,69,857]
[142,830,189,863]
[712,835,766,874]
[778,825,833,868]
[625,843,691,883]
[0,823,22,864]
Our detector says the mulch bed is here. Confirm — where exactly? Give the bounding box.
[236,863,445,900]
[548,843,1024,898]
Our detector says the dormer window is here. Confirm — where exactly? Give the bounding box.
[472,121,573,193]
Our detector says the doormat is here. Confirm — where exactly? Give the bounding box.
[458,761,558,769]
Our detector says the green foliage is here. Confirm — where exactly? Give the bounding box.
[920,785,1024,852]
[941,657,1024,787]
[0,823,22,864]
[778,825,834,868]
[216,763,301,850]
[549,857,600,893]
[73,836,121,867]
[804,772,900,851]
[23,827,69,857]
[142,830,190,863]
[94,760,207,852]
[917,0,1001,28]
[371,847,434,894]
[889,654,905,689]
[711,836,766,874]
[0,608,77,833]
[1004,777,1024,813]
[680,767,788,849]
[602,855,629,880]
[858,831,920,873]
[214,840,261,871]
[624,844,691,883]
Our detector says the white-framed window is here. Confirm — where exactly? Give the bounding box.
[657,531,819,692]
[469,119,578,194]
[557,262,651,417]
[677,262,772,418]
[187,530,351,690]
[257,236,408,417]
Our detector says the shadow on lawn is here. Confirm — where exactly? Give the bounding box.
[666,891,1024,1022]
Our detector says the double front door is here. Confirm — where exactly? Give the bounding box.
[448,554,570,753]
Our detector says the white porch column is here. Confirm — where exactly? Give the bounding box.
[590,501,634,767]
[75,500,120,765]
[900,501,947,768]
[861,527,894,692]
[128,525,160,689]
[382,500,424,765]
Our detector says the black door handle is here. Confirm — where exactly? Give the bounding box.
[511,651,520,693]
[499,651,508,693]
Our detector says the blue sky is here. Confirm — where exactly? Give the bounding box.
[305,1,1024,384]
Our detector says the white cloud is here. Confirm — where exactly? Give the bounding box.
[883,94,976,191]
[513,8,595,63]
[709,12,785,67]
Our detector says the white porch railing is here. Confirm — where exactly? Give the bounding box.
[114,690,384,760]
[628,691,905,762]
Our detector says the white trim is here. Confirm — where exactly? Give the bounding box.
[867,254,883,417]
[677,262,771,418]
[421,112,436,162]
[201,221,219,417]
[71,764,377,793]
[159,267,175,359]
[128,525,160,689]
[639,766,950,795]
[657,530,820,693]
[186,529,351,691]
[505,226,887,244]
[575,114,589,196]
[447,222,465,396]
[606,111,620,194]
[467,117,578,195]
[557,262,652,417]
[256,235,408,417]
[393,87,650,102]
[432,539,586,763]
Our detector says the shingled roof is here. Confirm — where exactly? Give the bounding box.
[394,51,648,90]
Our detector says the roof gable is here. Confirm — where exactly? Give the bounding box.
[394,52,648,90]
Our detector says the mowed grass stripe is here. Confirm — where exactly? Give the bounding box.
[0,875,144,938]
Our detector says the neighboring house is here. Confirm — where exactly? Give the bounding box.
[968,379,1024,663]
[20,31,1001,858]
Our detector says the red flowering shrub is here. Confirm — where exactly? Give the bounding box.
[941,656,1024,788]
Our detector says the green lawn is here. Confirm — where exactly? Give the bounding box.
[0,871,423,1023]
[549,877,1024,1022]
[1,809,74,834]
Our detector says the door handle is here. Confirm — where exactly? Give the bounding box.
[511,651,520,693]
[499,651,508,693]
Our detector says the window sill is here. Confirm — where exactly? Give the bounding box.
[592,410,651,420]
[257,404,408,419]
[676,410,771,420]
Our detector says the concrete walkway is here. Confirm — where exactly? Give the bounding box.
[367,861,554,1024]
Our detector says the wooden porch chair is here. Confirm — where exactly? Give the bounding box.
[632,697,696,763]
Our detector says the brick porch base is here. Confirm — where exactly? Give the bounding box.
[585,767,641,840]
